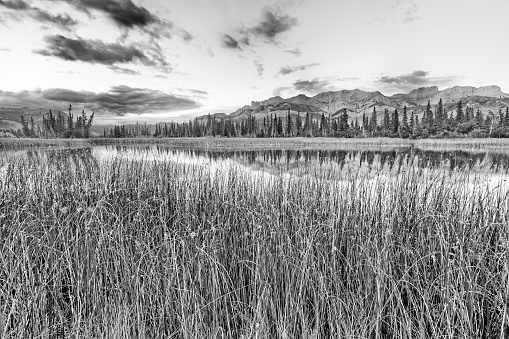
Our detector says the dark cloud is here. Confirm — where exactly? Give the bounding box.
[61,0,192,41]
[222,7,298,49]
[277,63,318,76]
[293,78,335,94]
[0,0,77,29]
[250,8,298,41]
[65,0,156,28]
[36,35,170,71]
[0,0,29,10]
[0,86,201,115]
[376,70,459,92]
[377,70,429,85]
[222,34,240,49]
[31,9,77,28]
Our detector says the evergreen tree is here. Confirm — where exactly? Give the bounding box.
[383,108,390,135]
[370,107,377,135]
[391,109,399,135]
[456,100,464,123]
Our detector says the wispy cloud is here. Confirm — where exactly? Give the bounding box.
[255,61,264,76]
[35,35,171,72]
[221,34,240,50]
[293,78,335,94]
[284,48,301,56]
[376,70,460,92]
[65,0,156,29]
[61,0,192,41]
[277,63,318,76]
[249,8,298,42]
[108,65,140,75]
[221,7,298,49]
[0,86,202,115]
[0,0,77,29]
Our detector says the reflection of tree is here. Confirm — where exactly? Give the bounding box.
[84,145,509,176]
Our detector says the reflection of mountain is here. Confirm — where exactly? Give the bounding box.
[154,148,509,177]
[4,146,509,180]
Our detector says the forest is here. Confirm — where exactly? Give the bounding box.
[108,100,509,139]
[12,99,509,139]
[14,105,94,138]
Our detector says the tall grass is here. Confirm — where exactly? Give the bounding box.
[4,136,509,151]
[0,151,508,338]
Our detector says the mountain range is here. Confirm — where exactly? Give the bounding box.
[1,85,509,137]
[206,85,509,123]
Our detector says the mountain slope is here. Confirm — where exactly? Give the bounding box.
[220,85,509,124]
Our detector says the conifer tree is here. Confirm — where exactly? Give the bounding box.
[456,100,464,123]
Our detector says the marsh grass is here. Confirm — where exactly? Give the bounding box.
[4,136,509,152]
[0,151,508,338]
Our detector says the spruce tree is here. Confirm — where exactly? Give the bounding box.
[456,100,464,123]
[392,109,399,135]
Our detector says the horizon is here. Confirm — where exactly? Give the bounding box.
[1,0,509,124]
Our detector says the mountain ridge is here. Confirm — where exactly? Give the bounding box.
[212,85,509,124]
[1,85,509,135]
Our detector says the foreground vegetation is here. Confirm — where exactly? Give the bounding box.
[0,150,508,338]
[4,136,509,151]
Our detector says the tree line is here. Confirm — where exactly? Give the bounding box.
[13,100,509,139]
[109,99,509,139]
[16,105,94,138]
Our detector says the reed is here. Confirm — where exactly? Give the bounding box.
[0,150,508,338]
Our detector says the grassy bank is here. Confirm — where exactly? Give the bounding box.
[3,136,509,152]
[0,151,508,338]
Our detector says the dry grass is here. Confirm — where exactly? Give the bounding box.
[0,149,508,338]
[4,136,509,151]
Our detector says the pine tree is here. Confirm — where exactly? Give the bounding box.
[341,110,349,133]
[391,109,399,135]
[400,106,409,138]
[370,107,377,135]
[383,109,390,136]
[456,100,464,123]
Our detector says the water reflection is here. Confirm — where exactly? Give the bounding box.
[3,144,509,176]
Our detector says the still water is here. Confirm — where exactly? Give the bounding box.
[3,144,509,177]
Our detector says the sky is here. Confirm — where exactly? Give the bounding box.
[0,0,508,124]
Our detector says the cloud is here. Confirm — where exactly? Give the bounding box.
[250,8,298,41]
[35,35,170,71]
[0,0,28,10]
[277,63,318,76]
[185,89,208,95]
[221,34,240,49]
[221,7,298,49]
[284,48,301,56]
[377,70,429,85]
[61,0,192,41]
[272,86,291,97]
[390,0,420,23]
[293,78,335,94]
[0,0,77,29]
[64,0,156,28]
[108,65,140,75]
[31,10,77,28]
[255,61,264,76]
[376,70,460,92]
[0,86,201,115]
